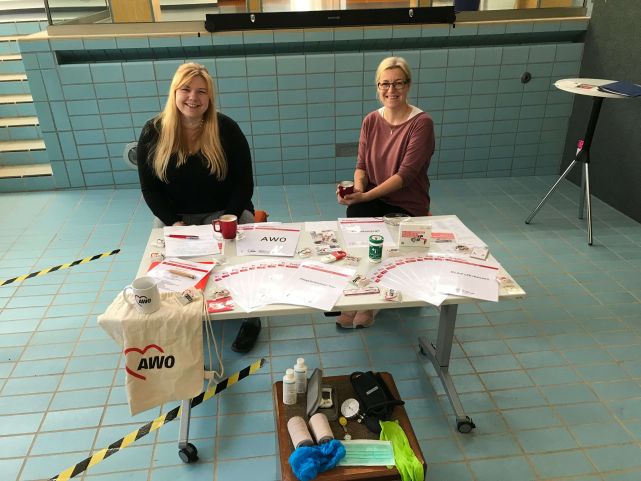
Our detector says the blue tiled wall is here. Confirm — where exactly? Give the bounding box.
[17,20,587,190]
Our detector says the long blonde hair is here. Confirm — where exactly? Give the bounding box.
[152,62,227,182]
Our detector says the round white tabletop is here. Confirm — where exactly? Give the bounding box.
[555,78,626,99]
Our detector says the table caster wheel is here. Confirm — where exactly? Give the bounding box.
[456,416,476,434]
[179,443,198,463]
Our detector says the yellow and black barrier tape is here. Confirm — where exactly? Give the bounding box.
[50,358,265,481]
[0,249,120,287]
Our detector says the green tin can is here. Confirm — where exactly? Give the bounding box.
[368,235,384,263]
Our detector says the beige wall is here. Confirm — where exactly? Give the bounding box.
[111,0,161,22]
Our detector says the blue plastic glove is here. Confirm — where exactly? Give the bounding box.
[289,439,346,481]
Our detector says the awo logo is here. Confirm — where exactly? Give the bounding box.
[124,344,176,380]
[135,295,152,304]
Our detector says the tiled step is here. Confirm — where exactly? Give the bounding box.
[0,35,21,55]
[0,53,21,61]
[0,73,27,81]
[0,162,51,179]
[0,53,24,74]
[0,73,30,94]
[0,115,38,127]
[0,138,45,152]
[0,139,48,168]
[0,94,36,116]
[0,93,32,104]
[0,127,41,141]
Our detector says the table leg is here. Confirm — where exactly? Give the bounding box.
[584,162,593,245]
[177,399,198,463]
[578,162,586,220]
[418,304,476,433]
[525,159,579,225]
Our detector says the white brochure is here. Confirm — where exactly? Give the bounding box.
[212,260,302,312]
[280,261,355,311]
[368,256,447,307]
[163,225,220,257]
[338,218,396,247]
[236,224,302,256]
[147,257,214,292]
[249,260,301,310]
[433,257,500,302]
[429,217,486,249]
[305,221,339,231]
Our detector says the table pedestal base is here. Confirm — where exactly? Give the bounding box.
[418,304,476,434]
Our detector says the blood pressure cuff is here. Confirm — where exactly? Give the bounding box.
[350,371,404,433]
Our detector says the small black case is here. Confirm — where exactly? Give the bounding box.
[350,371,404,433]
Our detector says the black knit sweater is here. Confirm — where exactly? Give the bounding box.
[136,113,254,226]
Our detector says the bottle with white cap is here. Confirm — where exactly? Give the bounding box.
[293,358,308,394]
[283,368,297,405]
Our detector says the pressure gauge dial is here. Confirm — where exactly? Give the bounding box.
[340,398,360,419]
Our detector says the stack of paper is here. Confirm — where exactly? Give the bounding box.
[163,225,220,257]
[212,260,354,312]
[338,218,395,247]
[212,259,300,311]
[147,258,214,292]
[368,255,500,305]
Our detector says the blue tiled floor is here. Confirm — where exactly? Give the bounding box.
[2,175,641,480]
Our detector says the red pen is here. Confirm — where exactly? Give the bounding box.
[168,235,200,240]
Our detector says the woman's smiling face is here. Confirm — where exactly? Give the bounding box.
[175,75,209,122]
[377,67,410,109]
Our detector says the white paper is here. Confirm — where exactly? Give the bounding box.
[249,260,301,310]
[429,218,485,248]
[368,256,447,306]
[212,260,302,312]
[434,257,500,302]
[212,263,253,312]
[147,258,214,292]
[280,261,355,311]
[236,224,302,257]
[338,218,396,247]
[163,225,220,257]
[305,221,338,231]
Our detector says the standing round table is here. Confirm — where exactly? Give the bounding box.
[525,78,626,245]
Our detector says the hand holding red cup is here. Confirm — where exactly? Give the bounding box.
[338,181,355,198]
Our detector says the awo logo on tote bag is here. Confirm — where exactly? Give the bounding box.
[124,343,177,380]
[97,291,205,415]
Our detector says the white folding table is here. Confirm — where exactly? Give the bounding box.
[136,215,526,461]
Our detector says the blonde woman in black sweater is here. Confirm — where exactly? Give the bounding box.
[136,62,259,352]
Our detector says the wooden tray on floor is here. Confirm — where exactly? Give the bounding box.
[272,372,425,481]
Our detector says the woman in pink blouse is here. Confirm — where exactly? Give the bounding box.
[337,56,435,328]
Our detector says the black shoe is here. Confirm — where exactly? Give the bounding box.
[231,318,261,353]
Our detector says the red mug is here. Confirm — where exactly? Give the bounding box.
[212,214,238,240]
[338,181,355,198]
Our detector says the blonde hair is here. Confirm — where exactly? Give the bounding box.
[152,62,227,182]
[375,56,412,85]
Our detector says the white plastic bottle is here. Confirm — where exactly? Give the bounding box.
[294,358,308,394]
[283,368,297,405]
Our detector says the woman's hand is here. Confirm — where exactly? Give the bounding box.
[173,221,186,226]
[337,189,367,205]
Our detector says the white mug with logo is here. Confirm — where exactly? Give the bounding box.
[123,276,160,314]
